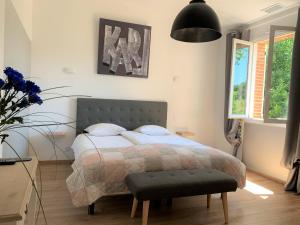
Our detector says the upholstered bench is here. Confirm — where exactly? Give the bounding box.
[125,169,238,225]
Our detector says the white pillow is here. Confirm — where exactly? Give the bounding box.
[134,125,171,136]
[84,123,126,136]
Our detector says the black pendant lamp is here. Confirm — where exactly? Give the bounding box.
[171,0,222,43]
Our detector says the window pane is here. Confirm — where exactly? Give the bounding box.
[232,43,250,115]
[268,31,294,119]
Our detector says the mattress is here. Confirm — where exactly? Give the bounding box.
[121,131,203,147]
[71,134,134,159]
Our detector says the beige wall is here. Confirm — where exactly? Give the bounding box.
[2,0,31,158]
[4,0,31,74]
[30,0,221,160]
[10,0,32,40]
[212,35,229,153]
[0,1,4,70]
[243,123,289,181]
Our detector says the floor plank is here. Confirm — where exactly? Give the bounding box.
[34,164,300,225]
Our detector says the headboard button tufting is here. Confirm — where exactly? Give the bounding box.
[76,99,167,135]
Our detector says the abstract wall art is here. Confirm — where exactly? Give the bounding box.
[98,18,151,78]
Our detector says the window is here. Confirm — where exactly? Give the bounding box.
[264,26,295,123]
[228,25,295,123]
[228,39,254,119]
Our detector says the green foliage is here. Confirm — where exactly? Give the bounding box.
[268,38,293,119]
[235,48,244,65]
[232,82,246,115]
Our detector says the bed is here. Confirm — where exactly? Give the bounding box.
[66,98,246,208]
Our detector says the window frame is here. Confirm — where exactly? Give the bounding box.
[228,38,255,119]
[263,25,296,124]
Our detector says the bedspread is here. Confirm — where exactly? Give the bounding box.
[66,144,246,207]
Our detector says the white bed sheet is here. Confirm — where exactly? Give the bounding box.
[71,134,134,159]
[121,131,204,147]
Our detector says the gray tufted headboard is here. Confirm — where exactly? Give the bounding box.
[76,98,168,135]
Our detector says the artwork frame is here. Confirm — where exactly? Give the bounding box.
[97,18,151,78]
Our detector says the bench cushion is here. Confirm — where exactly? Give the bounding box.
[125,169,238,200]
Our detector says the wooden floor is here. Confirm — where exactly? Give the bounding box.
[36,164,300,225]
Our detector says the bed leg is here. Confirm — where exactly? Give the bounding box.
[207,194,211,209]
[88,203,95,215]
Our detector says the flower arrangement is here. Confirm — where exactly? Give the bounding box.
[0,67,91,225]
[0,67,49,224]
[0,67,89,225]
[0,67,43,142]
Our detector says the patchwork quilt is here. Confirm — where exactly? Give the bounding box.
[66,144,246,207]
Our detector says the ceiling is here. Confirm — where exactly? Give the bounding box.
[177,0,300,29]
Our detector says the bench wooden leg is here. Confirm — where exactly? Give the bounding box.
[142,201,150,225]
[221,193,228,224]
[131,198,138,218]
[207,194,211,209]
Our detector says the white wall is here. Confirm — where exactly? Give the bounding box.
[0,0,4,69]
[249,7,299,41]
[10,0,32,40]
[212,35,233,155]
[31,0,221,160]
[2,0,31,158]
[243,123,288,181]
[4,0,31,73]
[214,9,299,182]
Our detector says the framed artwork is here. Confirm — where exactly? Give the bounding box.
[98,18,151,78]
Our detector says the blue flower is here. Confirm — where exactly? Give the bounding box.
[29,94,43,105]
[25,80,41,95]
[14,79,26,92]
[2,82,13,90]
[0,79,4,88]
[3,67,26,92]
[4,67,24,80]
